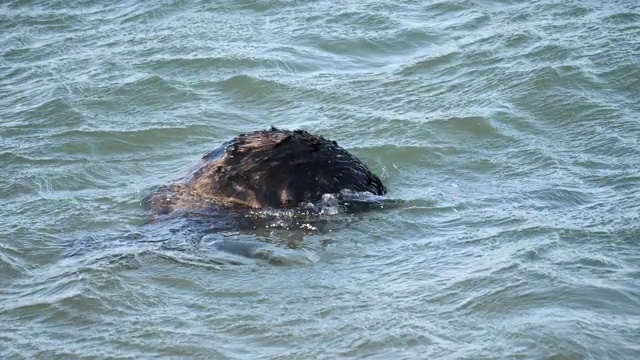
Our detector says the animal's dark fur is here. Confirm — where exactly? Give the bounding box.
[146,127,386,219]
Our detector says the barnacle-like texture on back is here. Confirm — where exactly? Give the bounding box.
[189,127,386,209]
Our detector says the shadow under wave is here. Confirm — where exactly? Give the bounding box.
[65,190,406,269]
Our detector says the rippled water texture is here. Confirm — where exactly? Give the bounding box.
[2,0,640,359]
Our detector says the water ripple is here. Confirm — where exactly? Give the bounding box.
[1,0,640,358]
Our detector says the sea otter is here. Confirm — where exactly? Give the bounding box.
[145,127,387,227]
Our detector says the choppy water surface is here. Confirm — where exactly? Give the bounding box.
[2,0,640,358]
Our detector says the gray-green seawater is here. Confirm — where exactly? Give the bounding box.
[1,0,639,359]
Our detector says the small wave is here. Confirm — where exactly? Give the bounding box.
[119,1,179,24]
[398,50,460,76]
[65,222,321,269]
[49,124,214,142]
[216,74,291,93]
[146,51,320,77]
[143,54,264,73]
[525,187,602,207]
[424,1,471,15]
[0,261,89,314]
[108,75,201,106]
[7,97,84,128]
[0,245,29,279]
[212,74,313,107]
[603,11,640,25]
[41,125,224,163]
[206,238,319,266]
[0,286,85,314]
[303,34,431,64]
[0,151,86,166]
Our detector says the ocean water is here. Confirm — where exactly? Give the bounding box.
[1,0,639,359]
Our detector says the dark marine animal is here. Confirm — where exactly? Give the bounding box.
[145,127,387,227]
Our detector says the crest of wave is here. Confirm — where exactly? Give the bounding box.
[241,189,389,231]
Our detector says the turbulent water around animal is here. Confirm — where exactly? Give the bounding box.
[1,0,639,359]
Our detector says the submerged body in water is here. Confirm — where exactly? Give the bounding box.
[144,127,389,231]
